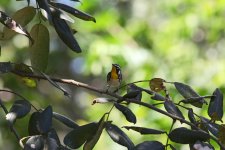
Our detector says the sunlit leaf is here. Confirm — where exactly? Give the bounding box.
[174,82,205,108]
[105,122,135,149]
[168,127,210,144]
[24,135,44,150]
[208,88,223,122]
[114,103,137,124]
[164,100,184,120]
[30,24,49,72]
[50,2,96,22]
[6,100,31,124]
[22,77,37,88]
[149,78,165,92]
[135,141,164,150]
[63,122,98,149]
[0,7,35,41]
[51,8,81,52]
[123,126,166,135]
[53,112,79,129]
[83,115,106,150]
[0,62,13,74]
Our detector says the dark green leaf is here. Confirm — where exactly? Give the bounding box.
[174,82,205,108]
[188,109,196,124]
[201,117,220,137]
[164,100,184,120]
[63,122,98,149]
[208,88,223,122]
[126,83,142,102]
[28,106,53,135]
[50,2,96,22]
[123,126,166,135]
[30,24,49,72]
[114,103,137,124]
[12,63,33,75]
[6,100,31,124]
[44,137,59,150]
[83,115,106,150]
[51,7,81,52]
[24,135,44,150]
[47,129,61,146]
[38,105,53,134]
[105,122,135,149]
[28,112,41,135]
[135,141,164,150]
[169,144,176,150]
[0,62,12,74]
[168,127,210,144]
[151,93,166,101]
[37,0,52,22]
[123,90,141,99]
[53,112,79,129]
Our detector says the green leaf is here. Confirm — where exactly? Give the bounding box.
[201,117,220,137]
[30,24,49,72]
[126,83,142,102]
[188,109,196,124]
[12,63,33,75]
[174,82,205,108]
[63,122,98,149]
[6,100,31,124]
[50,2,96,22]
[135,141,165,150]
[105,122,135,149]
[123,126,166,135]
[0,7,35,41]
[28,112,41,135]
[114,103,137,124]
[0,62,13,74]
[38,105,53,134]
[208,88,223,122]
[168,127,210,144]
[83,115,106,150]
[36,0,52,22]
[53,112,79,129]
[51,8,81,52]
[164,100,184,120]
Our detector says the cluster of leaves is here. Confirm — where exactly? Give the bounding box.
[0,0,95,71]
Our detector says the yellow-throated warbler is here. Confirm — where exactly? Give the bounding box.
[107,64,122,90]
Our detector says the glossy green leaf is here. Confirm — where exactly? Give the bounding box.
[169,127,210,144]
[36,0,52,22]
[53,112,79,129]
[30,24,49,72]
[51,8,81,52]
[114,103,137,124]
[6,100,31,124]
[164,100,184,120]
[208,88,223,122]
[135,141,164,150]
[105,122,135,149]
[174,82,205,108]
[0,7,35,41]
[50,2,96,22]
[123,126,166,135]
[63,122,98,149]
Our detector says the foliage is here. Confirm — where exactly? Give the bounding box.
[0,0,225,150]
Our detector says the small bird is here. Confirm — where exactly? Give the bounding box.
[107,64,122,91]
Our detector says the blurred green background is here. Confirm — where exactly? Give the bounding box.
[0,0,225,149]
